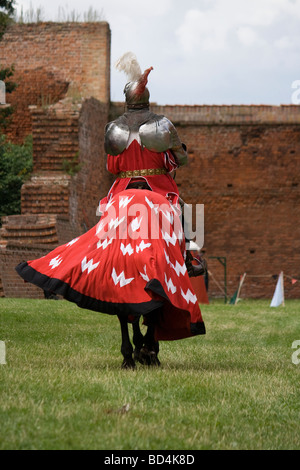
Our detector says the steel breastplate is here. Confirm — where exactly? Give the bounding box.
[105,113,177,155]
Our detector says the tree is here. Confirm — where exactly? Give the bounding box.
[0,0,15,38]
[0,134,33,221]
[0,64,16,130]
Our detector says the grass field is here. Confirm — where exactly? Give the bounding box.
[0,297,300,450]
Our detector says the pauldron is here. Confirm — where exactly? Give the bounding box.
[104,112,187,166]
[104,121,130,156]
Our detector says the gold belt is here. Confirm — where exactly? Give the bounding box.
[118,168,167,178]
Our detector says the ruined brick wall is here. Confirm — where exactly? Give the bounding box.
[110,103,300,299]
[21,99,80,217]
[21,97,112,232]
[69,97,114,231]
[158,105,300,300]
[0,243,52,298]
[1,92,111,237]
[0,22,111,143]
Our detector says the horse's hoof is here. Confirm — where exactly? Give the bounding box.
[139,347,161,367]
[121,357,136,370]
[133,348,147,365]
[149,351,161,367]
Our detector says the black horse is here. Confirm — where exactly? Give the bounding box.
[115,181,207,370]
[117,251,206,370]
[118,309,161,369]
[16,182,206,370]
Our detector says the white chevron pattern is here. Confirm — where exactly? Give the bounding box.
[180,288,197,304]
[109,216,125,230]
[119,194,134,208]
[136,240,151,253]
[97,238,113,250]
[81,256,100,274]
[130,216,143,232]
[145,196,159,213]
[49,255,63,269]
[163,249,186,276]
[161,230,177,246]
[139,265,149,282]
[111,268,134,287]
[120,242,134,256]
[66,237,79,247]
[164,274,177,294]
[170,260,187,277]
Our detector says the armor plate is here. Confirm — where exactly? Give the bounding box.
[104,113,188,166]
[140,117,187,166]
[139,117,172,152]
[104,122,130,156]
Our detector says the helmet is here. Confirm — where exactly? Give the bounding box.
[115,52,153,108]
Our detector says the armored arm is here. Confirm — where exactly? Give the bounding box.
[139,117,188,166]
[104,121,130,156]
[167,119,188,167]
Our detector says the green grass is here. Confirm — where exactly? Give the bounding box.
[0,297,300,450]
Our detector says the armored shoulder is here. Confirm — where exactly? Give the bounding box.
[139,116,172,152]
[104,120,130,156]
[139,116,187,166]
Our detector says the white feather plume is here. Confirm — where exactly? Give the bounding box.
[115,52,142,82]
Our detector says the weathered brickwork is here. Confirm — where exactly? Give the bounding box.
[69,98,113,230]
[163,107,300,300]
[0,22,111,143]
[0,243,53,298]
[18,97,112,231]
[111,103,300,299]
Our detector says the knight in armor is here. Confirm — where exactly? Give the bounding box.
[101,52,206,278]
[100,52,187,210]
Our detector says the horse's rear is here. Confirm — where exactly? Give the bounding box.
[98,188,205,368]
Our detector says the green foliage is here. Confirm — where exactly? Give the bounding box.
[0,65,17,130]
[0,0,15,38]
[0,134,33,220]
[62,151,82,176]
[0,1,15,15]
[0,64,17,94]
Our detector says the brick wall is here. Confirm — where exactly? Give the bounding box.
[20,97,112,231]
[110,103,300,299]
[0,22,111,143]
[69,97,113,230]
[0,243,52,298]
[29,99,81,172]
[165,106,300,300]
[20,98,80,217]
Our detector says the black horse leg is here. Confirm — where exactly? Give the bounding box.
[132,316,145,364]
[118,315,135,369]
[141,309,161,366]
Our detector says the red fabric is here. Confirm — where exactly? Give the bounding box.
[99,140,180,210]
[24,189,204,341]
[190,276,209,305]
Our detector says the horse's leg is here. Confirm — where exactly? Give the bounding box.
[118,315,135,369]
[141,309,161,366]
[132,316,145,364]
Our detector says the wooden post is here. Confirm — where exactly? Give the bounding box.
[235,272,247,305]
